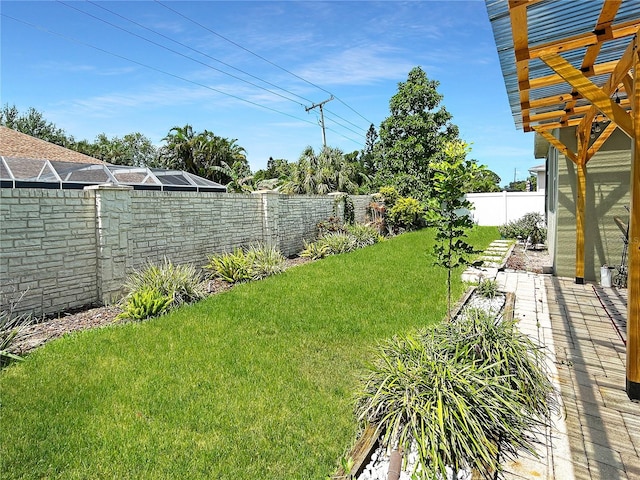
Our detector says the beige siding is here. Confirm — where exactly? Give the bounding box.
[554,127,631,281]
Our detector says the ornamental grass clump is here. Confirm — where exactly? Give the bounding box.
[300,222,384,259]
[119,258,206,320]
[0,308,33,368]
[356,311,556,479]
[205,243,286,284]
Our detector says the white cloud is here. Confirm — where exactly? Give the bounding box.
[294,45,416,86]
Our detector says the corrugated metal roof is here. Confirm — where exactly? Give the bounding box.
[486,0,640,132]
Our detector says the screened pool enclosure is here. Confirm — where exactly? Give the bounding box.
[0,157,227,192]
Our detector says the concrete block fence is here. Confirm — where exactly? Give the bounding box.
[0,187,372,316]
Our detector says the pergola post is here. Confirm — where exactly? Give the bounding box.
[575,161,587,284]
[627,36,640,400]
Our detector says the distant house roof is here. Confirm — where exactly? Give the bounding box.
[0,126,227,192]
[0,126,104,164]
[528,164,545,173]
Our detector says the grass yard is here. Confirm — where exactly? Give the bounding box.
[0,227,498,479]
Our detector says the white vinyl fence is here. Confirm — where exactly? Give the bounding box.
[464,191,545,226]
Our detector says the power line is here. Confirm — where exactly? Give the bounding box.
[154,0,375,126]
[59,1,368,141]
[57,1,306,108]
[1,13,320,128]
[85,0,314,108]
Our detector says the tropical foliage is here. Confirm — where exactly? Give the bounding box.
[205,244,286,284]
[158,124,249,184]
[281,146,360,194]
[372,67,460,201]
[356,309,556,479]
[119,259,206,320]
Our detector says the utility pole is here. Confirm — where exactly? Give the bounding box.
[305,95,334,147]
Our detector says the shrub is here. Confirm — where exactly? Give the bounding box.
[498,212,546,246]
[121,259,206,319]
[206,244,286,283]
[300,241,330,260]
[477,278,500,299]
[319,232,356,255]
[378,186,400,209]
[386,196,426,232]
[344,223,385,249]
[316,217,345,236]
[117,287,172,321]
[356,312,555,479]
[246,244,287,280]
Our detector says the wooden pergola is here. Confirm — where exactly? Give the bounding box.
[486,0,640,400]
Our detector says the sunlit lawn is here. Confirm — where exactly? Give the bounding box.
[0,227,498,479]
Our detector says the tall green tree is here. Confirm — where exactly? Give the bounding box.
[429,140,477,320]
[373,67,459,200]
[1,104,71,147]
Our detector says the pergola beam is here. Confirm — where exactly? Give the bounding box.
[519,19,640,60]
[540,53,634,137]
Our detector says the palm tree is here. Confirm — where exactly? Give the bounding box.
[282,146,357,195]
[162,124,198,173]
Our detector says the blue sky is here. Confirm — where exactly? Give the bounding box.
[1,0,537,186]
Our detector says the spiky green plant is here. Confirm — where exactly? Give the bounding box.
[344,223,385,249]
[356,311,556,479]
[123,258,206,309]
[205,248,254,283]
[477,278,500,299]
[117,287,172,321]
[300,241,330,260]
[319,232,357,255]
[0,310,33,368]
[246,243,287,280]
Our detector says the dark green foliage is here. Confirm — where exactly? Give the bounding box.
[334,193,355,225]
[372,67,460,200]
[158,124,249,184]
[356,311,556,479]
[1,104,71,147]
[498,212,547,246]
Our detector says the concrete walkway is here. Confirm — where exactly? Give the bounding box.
[496,270,640,480]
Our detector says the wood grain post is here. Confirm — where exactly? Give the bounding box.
[626,37,640,400]
[575,161,587,284]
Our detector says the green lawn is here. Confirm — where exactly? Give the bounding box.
[0,227,498,479]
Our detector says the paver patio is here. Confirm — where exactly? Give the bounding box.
[496,270,639,480]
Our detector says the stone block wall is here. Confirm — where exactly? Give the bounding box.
[1,187,372,316]
[0,189,98,314]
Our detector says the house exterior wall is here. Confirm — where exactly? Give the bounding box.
[552,127,631,281]
[1,188,372,316]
